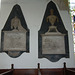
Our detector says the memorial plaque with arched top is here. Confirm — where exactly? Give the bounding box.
[1,4,29,58]
[38,1,69,62]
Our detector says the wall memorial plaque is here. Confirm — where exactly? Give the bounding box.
[1,4,29,58]
[3,31,26,51]
[42,34,65,54]
[38,1,69,62]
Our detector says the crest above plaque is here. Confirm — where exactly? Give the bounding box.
[1,4,29,58]
[38,1,69,62]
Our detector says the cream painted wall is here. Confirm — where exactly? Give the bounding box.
[0,0,75,69]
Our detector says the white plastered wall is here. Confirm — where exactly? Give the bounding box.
[0,0,75,69]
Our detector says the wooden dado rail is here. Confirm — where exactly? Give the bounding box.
[0,62,75,75]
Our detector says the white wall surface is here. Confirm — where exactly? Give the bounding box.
[0,0,75,69]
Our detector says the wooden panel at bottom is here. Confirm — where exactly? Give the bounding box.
[13,69,38,75]
[0,68,75,75]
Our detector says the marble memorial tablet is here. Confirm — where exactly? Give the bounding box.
[38,1,69,62]
[3,31,26,51]
[41,33,65,54]
[1,4,29,58]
